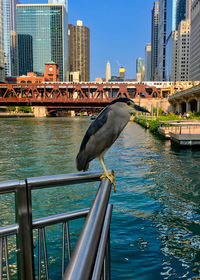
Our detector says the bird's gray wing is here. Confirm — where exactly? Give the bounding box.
[76,106,110,171]
[79,106,110,152]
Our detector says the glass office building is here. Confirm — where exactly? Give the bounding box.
[158,0,166,81]
[136,57,144,74]
[0,0,4,82]
[166,0,178,81]
[48,0,68,12]
[176,0,186,29]
[17,4,68,81]
[151,1,159,81]
[3,0,19,77]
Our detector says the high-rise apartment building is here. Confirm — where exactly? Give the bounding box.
[151,1,159,81]
[157,0,166,81]
[17,4,68,81]
[106,61,111,82]
[176,19,190,81]
[171,0,191,81]
[190,0,200,80]
[145,44,151,81]
[68,20,90,81]
[0,0,4,82]
[3,0,19,77]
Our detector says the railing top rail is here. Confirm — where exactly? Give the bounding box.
[0,179,21,194]
[32,208,90,229]
[0,171,102,194]
[0,224,19,237]
[27,171,102,190]
[0,208,90,237]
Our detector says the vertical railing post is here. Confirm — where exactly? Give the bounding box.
[15,180,35,280]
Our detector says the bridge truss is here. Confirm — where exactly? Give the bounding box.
[0,82,160,109]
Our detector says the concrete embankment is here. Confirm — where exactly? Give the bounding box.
[0,113,34,118]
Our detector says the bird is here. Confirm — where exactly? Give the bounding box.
[76,98,149,191]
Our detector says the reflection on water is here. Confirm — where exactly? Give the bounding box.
[0,118,200,279]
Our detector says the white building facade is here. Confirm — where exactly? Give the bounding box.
[189,0,200,80]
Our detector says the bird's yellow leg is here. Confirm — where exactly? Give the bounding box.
[99,157,116,192]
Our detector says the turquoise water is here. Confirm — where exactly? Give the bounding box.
[0,117,200,279]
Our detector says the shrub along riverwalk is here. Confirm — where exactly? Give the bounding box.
[134,112,200,146]
[134,112,200,133]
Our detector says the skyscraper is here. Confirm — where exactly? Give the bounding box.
[165,0,178,81]
[68,20,90,81]
[119,67,126,81]
[190,0,200,80]
[0,0,4,82]
[176,0,187,29]
[136,57,144,82]
[48,0,68,12]
[157,0,167,81]
[3,0,19,77]
[145,44,151,81]
[176,19,190,81]
[171,0,191,81]
[171,30,178,81]
[151,1,159,81]
[106,61,111,82]
[17,4,68,81]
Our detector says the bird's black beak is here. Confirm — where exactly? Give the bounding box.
[134,104,150,113]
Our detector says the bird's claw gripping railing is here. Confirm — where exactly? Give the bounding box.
[0,171,113,280]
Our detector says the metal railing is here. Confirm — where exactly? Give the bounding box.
[0,171,113,280]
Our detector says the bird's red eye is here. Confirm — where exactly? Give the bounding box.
[127,101,131,106]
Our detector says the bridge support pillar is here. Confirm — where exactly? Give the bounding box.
[32,107,47,118]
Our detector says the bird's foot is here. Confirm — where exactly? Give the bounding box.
[100,171,116,192]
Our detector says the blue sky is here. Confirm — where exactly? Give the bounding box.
[19,0,155,81]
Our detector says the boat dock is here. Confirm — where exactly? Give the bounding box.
[158,121,200,146]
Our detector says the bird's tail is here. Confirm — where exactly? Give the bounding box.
[76,151,89,171]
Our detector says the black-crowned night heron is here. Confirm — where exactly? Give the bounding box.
[76,98,149,191]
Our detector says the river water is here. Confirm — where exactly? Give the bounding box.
[0,117,200,279]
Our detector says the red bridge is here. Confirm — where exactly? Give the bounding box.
[0,82,160,112]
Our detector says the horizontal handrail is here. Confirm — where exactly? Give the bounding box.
[0,179,20,194]
[32,208,90,228]
[0,224,19,237]
[0,209,90,238]
[27,171,102,189]
[0,172,113,279]
[0,171,102,194]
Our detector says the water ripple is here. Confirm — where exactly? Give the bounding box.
[0,118,200,279]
